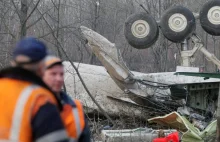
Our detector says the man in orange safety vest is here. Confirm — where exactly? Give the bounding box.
[0,37,70,142]
[43,55,91,142]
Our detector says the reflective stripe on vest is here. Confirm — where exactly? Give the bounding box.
[72,108,81,138]
[70,138,77,142]
[9,85,38,141]
[72,100,85,139]
[0,140,19,142]
[36,130,69,142]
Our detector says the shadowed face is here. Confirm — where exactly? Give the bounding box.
[43,64,64,94]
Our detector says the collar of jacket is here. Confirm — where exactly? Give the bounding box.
[0,66,63,111]
[60,91,76,107]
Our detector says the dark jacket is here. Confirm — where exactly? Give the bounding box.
[0,67,69,141]
[60,91,91,142]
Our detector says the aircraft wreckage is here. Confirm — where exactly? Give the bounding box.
[63,25,220,140]
[64,1,220,140]
[64,25,220,120]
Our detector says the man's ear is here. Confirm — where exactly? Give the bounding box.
[10,61,16,66]
[37,61,46,77]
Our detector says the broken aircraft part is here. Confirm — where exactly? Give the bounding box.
[100,127,177,142]
[148,112,217,142]
[62,26,220,120]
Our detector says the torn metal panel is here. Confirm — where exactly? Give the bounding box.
[175,72,220,79]
[148,112,217,142]
[136,72,220,85]
[148,112,188,132]
[80,26,132,82]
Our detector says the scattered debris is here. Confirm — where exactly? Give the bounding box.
[100,127,176,142]
[148,112,216,142]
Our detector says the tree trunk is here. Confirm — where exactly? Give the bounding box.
[20,0,28,38]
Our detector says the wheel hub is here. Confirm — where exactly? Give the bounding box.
[131,20,150,38]
[168,13,187,32]
[207,6,220,25]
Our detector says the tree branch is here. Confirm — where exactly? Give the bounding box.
[26,6,54,29]
[37,23,78,39]
[50,0,58,10]
[10,0,21,19]
[24,0,41,24]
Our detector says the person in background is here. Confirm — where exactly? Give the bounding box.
[43,55,91,142]
[0,37,70,142]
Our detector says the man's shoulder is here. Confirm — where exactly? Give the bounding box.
[35,85,54,95]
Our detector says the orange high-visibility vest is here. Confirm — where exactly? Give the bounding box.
[0,78,58,142]
[61,100,85,140]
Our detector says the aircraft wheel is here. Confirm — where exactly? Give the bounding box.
[160,6,196,42]
[200,0,220,36]
[124,12,159,49]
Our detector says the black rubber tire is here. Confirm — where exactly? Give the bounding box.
[200,0,220,36]
[124,12,159,49]
[160,6,196,42]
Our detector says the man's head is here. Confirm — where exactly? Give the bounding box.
[12,37,48,77]
[43,55,64,94]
